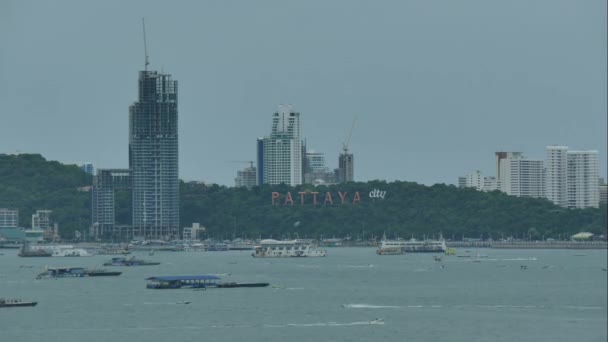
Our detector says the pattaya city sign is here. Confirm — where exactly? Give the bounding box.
[271,189,386,206]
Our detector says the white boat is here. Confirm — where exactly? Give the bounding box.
[252,239,327,258]
[378,238,446,253]
[28,245,93,257]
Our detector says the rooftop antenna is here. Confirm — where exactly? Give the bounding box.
[142,18,150,71]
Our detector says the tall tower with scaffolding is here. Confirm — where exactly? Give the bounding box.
[338,117,356,183]
[129,19,180,238]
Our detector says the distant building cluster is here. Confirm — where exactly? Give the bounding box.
[0,208,57,243]
[235,105,354,188]
[459,146,603,209]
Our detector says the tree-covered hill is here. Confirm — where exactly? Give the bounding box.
[0,154,92,233]
[1,154,605,240]
[181,181,606,241]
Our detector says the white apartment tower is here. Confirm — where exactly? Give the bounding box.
[262,105,303,186]
[567,150,599,208]
[498,156,545,198]
[545,146,569,207]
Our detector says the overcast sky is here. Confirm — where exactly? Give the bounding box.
[1,0,606,185]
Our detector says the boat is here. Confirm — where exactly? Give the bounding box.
[206,243,229,251]
[252,239,327,258]
[146,275,269,290]
[215,282,269,288]
[36,267,122,279]
[146,275,221,289]
[376,247,404,255]
[18,242,52,257]
[0,298,37,308]
[103,257,160,266]
[24,245,93,257]
[378,237,446,253]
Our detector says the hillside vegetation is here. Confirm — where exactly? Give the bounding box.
[1,154,605,240]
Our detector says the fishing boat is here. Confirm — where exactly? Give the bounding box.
[252,239,327,258]
[36,267,121,279]
[0,298,37,308]
[103,257,160,266]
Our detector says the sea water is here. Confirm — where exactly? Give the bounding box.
[0,248,606,342]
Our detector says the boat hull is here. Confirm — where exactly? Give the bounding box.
[216,282,269,288]
[0,302,37,308]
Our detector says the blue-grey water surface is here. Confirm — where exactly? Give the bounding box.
[1,248,606,342]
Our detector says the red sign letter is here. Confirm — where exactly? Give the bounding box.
[338,192,348,204]
[272,192,280,205]
[323,192,334,205]
[352,191,361,204]
[311,192,319,206]
[284,192,294,206]
[298,192,307,205]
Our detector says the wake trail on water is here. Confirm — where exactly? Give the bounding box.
[8,320,385,333]
[342,303,604,310]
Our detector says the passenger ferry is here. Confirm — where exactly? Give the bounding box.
[252,239,327,258]
[378,238,446,253]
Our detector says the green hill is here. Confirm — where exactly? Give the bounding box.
[0,154,605,240]
[0,154,92,233]
[181,181,606,241]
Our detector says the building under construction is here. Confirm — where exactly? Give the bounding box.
[91,22,180,240]
[129,70,179,239]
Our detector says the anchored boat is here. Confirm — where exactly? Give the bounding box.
[0,299,37,308]
[36,267,122,279]
[252,239,327,258]
[146,275,269,289]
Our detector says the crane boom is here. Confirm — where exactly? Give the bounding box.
[142,18,150,70]
[342,116,358,154]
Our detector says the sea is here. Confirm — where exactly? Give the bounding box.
[1,247,606,342]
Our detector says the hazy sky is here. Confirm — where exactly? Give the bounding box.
[1,0,606,185]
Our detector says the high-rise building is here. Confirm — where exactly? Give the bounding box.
[567,150,599,208]
[498,157,545,198]
[495,152,523,179]
[338,153,354,183]
[0,208,18,229]
[129,70,179,238]
[235,165,257,189]
[303,151,337,185]
[545,146,569,207]
[463,170,484,191]
[457,176,467,188]
[482,176,499,192]
[77,162,95,175]
[599,182,607,205]
[256,138,265,186]
[260,105,302,186]
[32,210,52,230]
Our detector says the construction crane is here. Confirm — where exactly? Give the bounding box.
[342,116,358,154]
[227,160,256,168]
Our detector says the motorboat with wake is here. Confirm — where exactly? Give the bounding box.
[103,257,160,266]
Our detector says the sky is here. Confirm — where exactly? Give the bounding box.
[1,0,606,186]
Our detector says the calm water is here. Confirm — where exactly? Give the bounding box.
[1,248,606,342]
